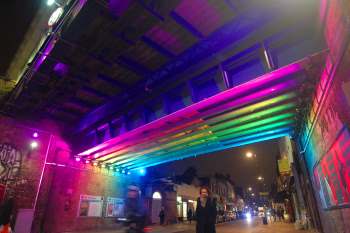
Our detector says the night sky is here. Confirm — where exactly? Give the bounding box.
[149,139,280,192]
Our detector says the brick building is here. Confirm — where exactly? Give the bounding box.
[0,116,140,233]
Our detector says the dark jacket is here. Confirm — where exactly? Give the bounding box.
[195,197,217,233]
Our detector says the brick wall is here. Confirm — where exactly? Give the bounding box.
[297,0,350,232]
[0,115,51,224]
[0,115,140,233]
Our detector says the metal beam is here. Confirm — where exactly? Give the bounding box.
[141,36,175,58]
[75,8,322,134]
[97,74,129,89]
[69,97,96,109]
[137,0,165,21]
[261,42,275,71]
[115,56,152,77]
[81,86,110,99]
[170,11,204,39]
[57,106,84,117]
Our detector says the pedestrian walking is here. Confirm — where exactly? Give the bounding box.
[124,185,146,232]
[159,207,165,225]
[188,208,193,224]
[270,208,276,222]
[277,206,283,221]
[195,187,217,233]
[0,198,14,233]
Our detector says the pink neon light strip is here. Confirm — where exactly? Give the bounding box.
[78,61,305,157]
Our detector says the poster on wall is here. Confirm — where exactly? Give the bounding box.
[278,158,291,175]
[105,197,125,217]
[313,126,350,209]
[78,195,103,217]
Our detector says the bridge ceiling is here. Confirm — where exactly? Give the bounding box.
[77,54,326,170]
[2,0,326,168]
[4,0,322,125]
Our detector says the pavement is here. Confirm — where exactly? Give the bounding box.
[66,218,317,233]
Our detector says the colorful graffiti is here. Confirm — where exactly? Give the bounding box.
[313,127,350,209]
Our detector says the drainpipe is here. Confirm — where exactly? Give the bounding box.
[33,134,53,211]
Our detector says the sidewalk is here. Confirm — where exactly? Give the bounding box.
[65,222,194,233]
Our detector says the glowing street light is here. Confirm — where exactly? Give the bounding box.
[47,0,61,6]
[257,176,264,181]
[248,187,252,192]
[246,152,253,158]
[251,193,255,197]
[30,141,38,149]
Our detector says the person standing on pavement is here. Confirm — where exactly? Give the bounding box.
[195,187,217,233]
[159,207,165,225]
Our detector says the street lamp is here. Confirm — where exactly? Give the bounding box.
[246,152,253,158]
[251,193,255,197]
[47,0,62,7]
[257,176,264,181]
[248,187,252,192]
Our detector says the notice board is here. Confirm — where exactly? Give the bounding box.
[105,197,125,217]
[78,195,103,217]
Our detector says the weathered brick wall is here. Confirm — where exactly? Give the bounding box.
[0,115,51,223]
[43,164,138,233]
[0,115,140,233]
[297,0,350,232]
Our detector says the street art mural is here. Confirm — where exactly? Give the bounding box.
[0,143,22,185]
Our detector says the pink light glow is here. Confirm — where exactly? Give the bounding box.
[75,157,81,162]
[85,160,90,164]
[33,132,39,138]
[175,0,222,36]
[146,26,183,54]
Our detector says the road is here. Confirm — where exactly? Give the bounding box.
[69,218,315,233]
[175,218,314,233]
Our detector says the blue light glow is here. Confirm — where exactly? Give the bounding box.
[139,168,146,176]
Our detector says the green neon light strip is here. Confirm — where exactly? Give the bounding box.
[112,115,294,167]
[119,118,295,167]
[110,119,294,165]
[218,119,294,141]
[128,131,292,169]
[211,103,295,132]
[125,127,293,169]
[100,102,295,165]
[205,93,296,123]
[214,112,294,136]
[96,94,296,164]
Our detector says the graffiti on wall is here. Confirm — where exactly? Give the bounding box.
[313,126,350,209]
[0,143,22,184]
